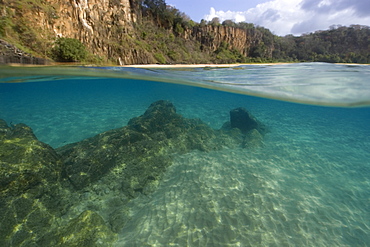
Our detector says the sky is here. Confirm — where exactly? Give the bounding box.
[166,0,370,36]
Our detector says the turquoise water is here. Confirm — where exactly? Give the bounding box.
[1,63,370,246]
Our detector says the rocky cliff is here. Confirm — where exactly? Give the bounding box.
[50,0,155,64]
[1,0,155,64]
[0,39,50,64]
[1,1,368,64]
[191,25,251,56]
[0,0,274,64]
[190,25,274,58]
[40,0,156,64]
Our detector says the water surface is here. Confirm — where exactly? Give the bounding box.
[1,63,369,246]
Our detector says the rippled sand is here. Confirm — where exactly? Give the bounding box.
[1,69,369,246]
[117,144,369,246]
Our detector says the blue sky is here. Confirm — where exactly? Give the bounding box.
[166,0,370,36]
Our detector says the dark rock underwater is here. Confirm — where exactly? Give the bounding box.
[0,100,266,246]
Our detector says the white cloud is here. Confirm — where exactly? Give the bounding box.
[204,0,370,36]
[206,8,246,23]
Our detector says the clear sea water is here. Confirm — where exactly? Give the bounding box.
[1,63,370,246]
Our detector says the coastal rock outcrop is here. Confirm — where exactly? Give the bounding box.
[0,39,50,65]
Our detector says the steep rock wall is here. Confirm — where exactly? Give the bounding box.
[191,25,250,56]
[1,0,274,64]
[189,25,274,58]
[2,0,155,64]
[49,0,147,63]
[0,39,50,64]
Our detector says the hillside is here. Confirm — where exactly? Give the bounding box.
[0,0,369,65]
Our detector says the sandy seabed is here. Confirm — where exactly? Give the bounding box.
[1,65,369,246]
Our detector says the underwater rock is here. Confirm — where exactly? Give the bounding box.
[53,210,117,247]
[243,129,264,148]
[57,100,231,193]
[0,198,55,246]
[128,100,180,134]
[224,107,268,135]
[0,119,8,129]
[0,120,73,246]
[57,101,268,194]
[221,107,267,148]
[0,101,268,245]
[0,120,62,199]
[229,107,263,134]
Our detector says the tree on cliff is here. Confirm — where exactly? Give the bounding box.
[142,0,166,21]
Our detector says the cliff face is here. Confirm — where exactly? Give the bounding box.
[49,0,140,62]
[189,25,275,59]
[1,0,157,64]
[191,25,250,56]
[47,1,268,63]
[0,39,50,64]
[0,0,274,64]
[44,0,155,64]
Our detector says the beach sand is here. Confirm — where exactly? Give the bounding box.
[119,63,288,68]
[5,62,369,69]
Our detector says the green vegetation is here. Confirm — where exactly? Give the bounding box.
[52,37,87,62]
[131,17,214,64]
[214,41,246,63]
[154,52,166,64]
[0,0,369,65]
[275,25,370,63]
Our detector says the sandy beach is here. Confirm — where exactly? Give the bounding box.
[119,63,289,68]
[5,62,369,68]
[120,62,370,68]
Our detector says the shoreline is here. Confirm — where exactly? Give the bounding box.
[3,62,369,68]
[120,62,370,68]
[119,63,289,68]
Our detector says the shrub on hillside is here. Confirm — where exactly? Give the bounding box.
[52,37,87,62]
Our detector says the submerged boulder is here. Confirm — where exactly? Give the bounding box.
[243,129,264,148]
[56,100,231,193]
[229,107,266,134]
[53,210,117,247]
[128,100,181,134]
[0,120,68,246]
[222,107,267,148]
[0,120,61,198]
[0,119,116,246]
[57,101,268,195]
